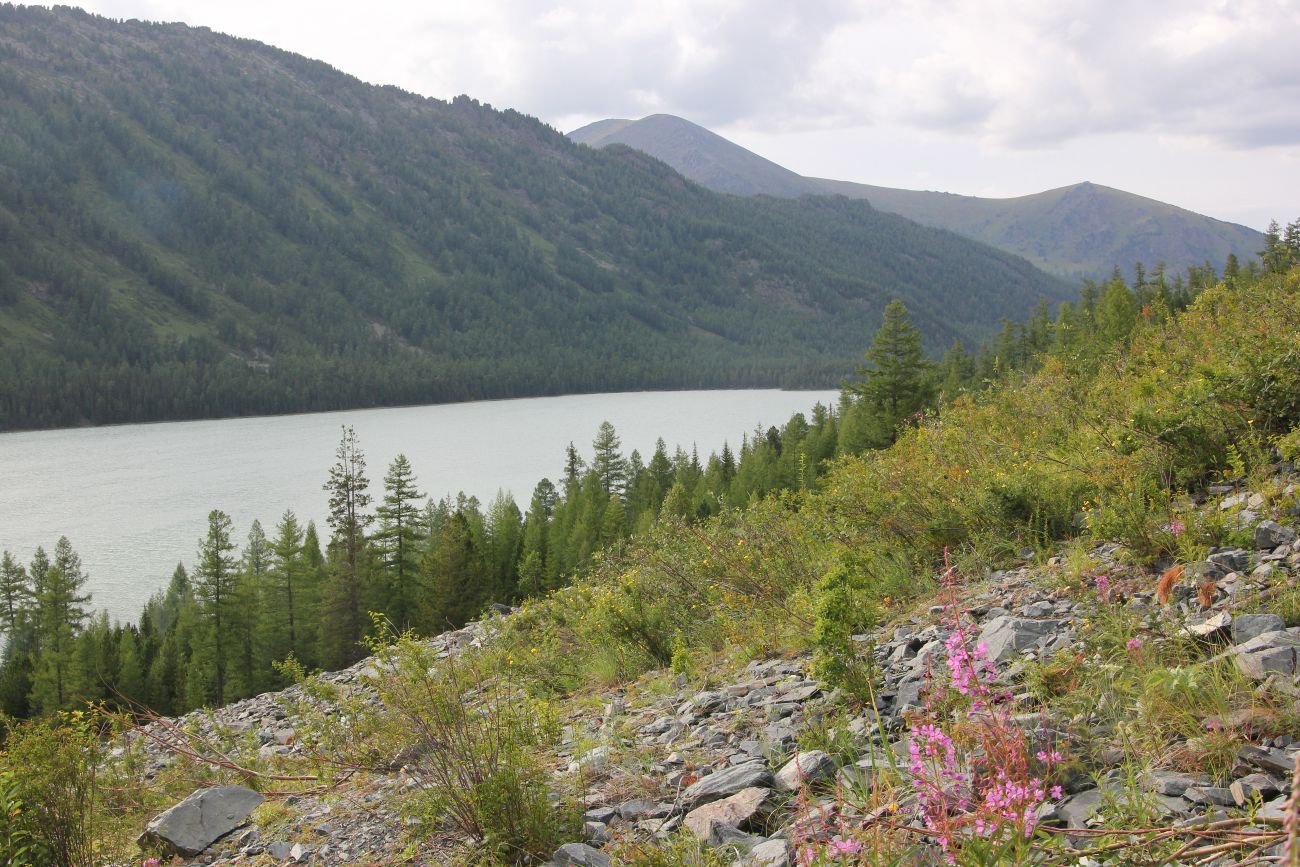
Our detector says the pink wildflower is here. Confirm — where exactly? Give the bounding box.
[1126,636,1143,654]
[1094,574,1111,601]
[1166,517,1186,536]
[142,860,161,867]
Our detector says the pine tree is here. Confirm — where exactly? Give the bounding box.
[847,299,933,445]
[375,454,425,631]
[592,421,630,496]
[265,509,310,668]
[192,510,237,704]
[28,538,92,713]
[0,551,32,651]
[323,426,373,665]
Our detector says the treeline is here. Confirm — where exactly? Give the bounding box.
[4,232,1298,719]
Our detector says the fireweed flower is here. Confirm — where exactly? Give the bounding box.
[1094,574,1111,601]
[1126,636,1143,654]
[1166,517,1186,536]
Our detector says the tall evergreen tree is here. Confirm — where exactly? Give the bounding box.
[323,425,373,665]
[191,510,237,704]
[846,299,933,446]
[28,538,91,713]
[374,454,424,631]
[0,551,32,650]
[265,509,311,668]
[591,421,630,496]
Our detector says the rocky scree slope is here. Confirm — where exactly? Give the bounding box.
[121,475,1300,865]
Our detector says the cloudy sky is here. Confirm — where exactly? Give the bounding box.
[71,0,1299,230]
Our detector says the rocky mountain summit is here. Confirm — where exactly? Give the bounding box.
[124,476,1300,866]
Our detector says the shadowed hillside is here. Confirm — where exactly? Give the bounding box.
[0,7,1070,430]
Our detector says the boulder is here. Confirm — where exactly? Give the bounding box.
[1057,789,1105,829]
[682,761,774,809]
[1232,614,1286,645]
[774,750,836,792]
[1230,773,1280,806]
[743,838,791,867]
[551,842,612,867]
[1231,632,1300,679]
[684,787,771,840]
[139,785,264,856]
[1255,520,1297,550]
[978,616,1065,662]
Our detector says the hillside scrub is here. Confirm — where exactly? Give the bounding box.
[3,266,1299,864]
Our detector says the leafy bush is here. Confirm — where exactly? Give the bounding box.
[0,710,106,867]
[340,624,578,863]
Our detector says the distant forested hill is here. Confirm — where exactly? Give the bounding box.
[570,114,1264,282]
[0,6,1070,430]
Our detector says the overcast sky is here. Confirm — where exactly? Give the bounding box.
[70,0,1300,230]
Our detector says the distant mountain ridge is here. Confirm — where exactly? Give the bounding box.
[0,7,1071,430]
[569,114,1264,280]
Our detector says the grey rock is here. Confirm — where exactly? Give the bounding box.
[1257,795,1291,822]
[583,806,617,824]
[1184,611,1232,638]
[1230,773,1280,806]
[1144,770,1210,797]
[1022,600,1054,617]
[1182,786,1236,807]
[1232,632,1300,678]
[1057,789,1105,829]
[139,785,264,856]
[774,750,836,792]
[978,615,1066,662]
[743,838,791,867]
[268,841,293,860]
[682,761,774,809]
[1207,550,1248,573]
[582,821,611,844]
[552,842,612,867]
[1256,520,1297,550]
[684,787,771,839]
[1238,745,1297,777]
[617,799,671,820]
[1233,614,1287,645]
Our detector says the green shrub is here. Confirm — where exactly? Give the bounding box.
[0,709,106,867]
[312,624,579,864]
[0,769,42,866]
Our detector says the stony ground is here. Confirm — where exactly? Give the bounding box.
[126,479,1300,866]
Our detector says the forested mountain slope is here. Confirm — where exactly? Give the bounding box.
[570,113,1263,281]
[0,6,1070,430]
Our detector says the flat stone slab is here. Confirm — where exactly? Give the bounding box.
[978,615,1066,662]
[551,842,612,867]
[139,785,264,856]
[682,761,774,810]
[684,787,771,839]
[774,750,836,792]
